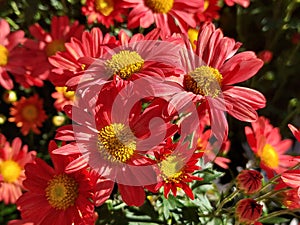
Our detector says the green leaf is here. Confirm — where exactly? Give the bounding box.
[259,216,291,223]
[162,198,170,219]
[192,194,213,213]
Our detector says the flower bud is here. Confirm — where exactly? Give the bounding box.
[257,50,273,64]
[235,198,263,224]
[0,114,6,124]
[52,115,65,127]
[3,90,17,104]
[236,170,263,195]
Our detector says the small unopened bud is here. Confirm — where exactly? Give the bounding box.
[0,114,6,124]
[235,198,263,224]
[236,170,263,195]
[52,115,65,127]
[3,90,17,104]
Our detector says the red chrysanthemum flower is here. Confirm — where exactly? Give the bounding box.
[81,0,127,27]
[15,141,113,225]
[0,134,36,204]
[224,0,250,8]
[121,0,203,36]
[235,198,263,225]
[168,22,265,143]
[54,82,177,206]
[236,170,263,195]
[288,124,300,142]
[52,87,76,111]
[151,138,203,199]
[66,28,182,91]
[245,116,299,178]
[195,0,221,22]
[48,27,118,87]
[23,16,84,85]
[281,188,300,209]
[0,19,32,90]
[8,94,47,136]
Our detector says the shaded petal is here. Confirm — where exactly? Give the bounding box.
[118,184,145,206]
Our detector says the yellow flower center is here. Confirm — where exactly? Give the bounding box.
[45,39,66,56]
[0,160,22,183]
[21,104,38,122]
[145,0,174,13]
[204,0,209,11]
[260,144,279,168]
[184,66,223,98]
[98,123,136,163]
[95,0,114,16]
[45,174,78,210]
[55,87,75,100]
[0,44,9,66]
[159,155,184,183]
[187,28,199,50]
[106,50,144,80]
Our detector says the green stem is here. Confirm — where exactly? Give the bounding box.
[254,187,290,202]
[236,6,246,43]
[286,41,300,66]
[125,216,165,224]
[259,209,300,222]
[258,162,300,194]
[215,189,240,216]
[280,105,300,130]
[268,0,299,50]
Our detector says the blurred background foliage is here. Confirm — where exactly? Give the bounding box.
[0,0,300,224]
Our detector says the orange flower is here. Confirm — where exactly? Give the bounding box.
[235,198,263,225]
[9,94,47,135]
[236,170,263,195]
[0,134,36,204]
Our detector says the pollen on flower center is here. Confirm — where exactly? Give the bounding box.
[145,0,174,14]
[21,104,38,122]
[95,0,114,16]
[105,50,144,80]
[98,123,136,163]
[184,65,223,98]
[55,87,75,100]
[204,0,209,11]
[45,174,78,210]
[0,160,22,183]
[260,144,279,168]
[159,155,184,183]
[0,44,9,66]
[45,39,66,56]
